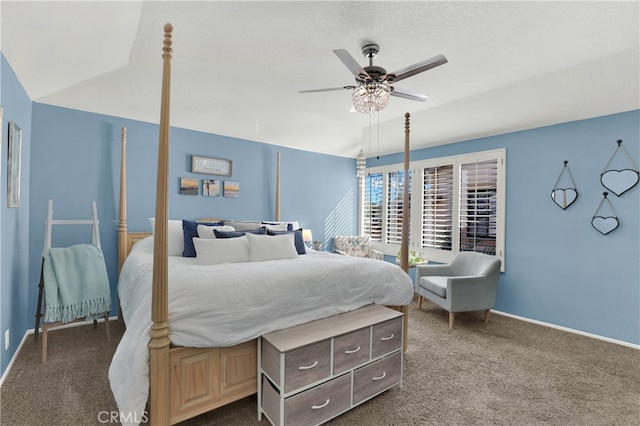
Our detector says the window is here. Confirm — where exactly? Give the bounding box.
[361,149,505,268]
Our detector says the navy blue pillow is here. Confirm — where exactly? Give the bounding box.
[266,228,306,255]
[213,227,267,239]
[182,219,223,257]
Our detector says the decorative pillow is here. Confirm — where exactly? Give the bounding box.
[223,220,263,231]
[214,227,266,239]
[148,218,184,256]
[261,223,288,231]
[246,233,298,262]
[196,224,236,239]
[182,219,224,257]
[192,236,250,265]
[266,228,306,255]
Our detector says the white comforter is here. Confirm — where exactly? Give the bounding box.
[109,236,413,424]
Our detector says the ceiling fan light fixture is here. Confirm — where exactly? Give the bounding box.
[352,82,390,114]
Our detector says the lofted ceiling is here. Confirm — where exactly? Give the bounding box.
[1,1,639,158]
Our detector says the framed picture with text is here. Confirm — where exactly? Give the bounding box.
[191,155,232,176]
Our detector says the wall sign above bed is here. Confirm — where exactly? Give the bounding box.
[192,155,232,176]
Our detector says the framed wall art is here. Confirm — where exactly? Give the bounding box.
[191,155,232,176]
[202,179,221,197]
[223,181,240,197]
[7,121,22,208]
[179,177,198,195]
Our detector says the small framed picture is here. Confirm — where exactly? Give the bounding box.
[224,181,240,198]
[179,177,198,195]
[202,179,220,197]
[192,155,232,176]
[7,121,22,208]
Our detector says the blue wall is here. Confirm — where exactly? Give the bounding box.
[1,53,33,376]
[372,110,640,344]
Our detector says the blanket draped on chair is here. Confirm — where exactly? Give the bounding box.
[43,243,111,324]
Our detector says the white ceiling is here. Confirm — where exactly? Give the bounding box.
[2,1,639,158]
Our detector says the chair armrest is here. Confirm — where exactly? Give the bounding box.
[447,275,499,310]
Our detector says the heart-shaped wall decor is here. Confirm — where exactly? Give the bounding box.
[600,169,639,197]
[551,188,578,210]
[591,216,619,235]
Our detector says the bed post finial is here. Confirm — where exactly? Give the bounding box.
[150,22,173,426]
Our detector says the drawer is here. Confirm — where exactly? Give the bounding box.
[333,328,370,374]
[284,340,331,393]
[371,317,402,358]
[285,373,352,426]
[353,352,402,405]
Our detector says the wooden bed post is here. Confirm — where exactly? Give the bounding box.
[399,112,411,352]
[149,23,173,426]
[117,126,127,322]
[400,112,410,274]
[117,126,128,275]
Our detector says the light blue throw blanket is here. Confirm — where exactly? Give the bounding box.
[44,243,111,324]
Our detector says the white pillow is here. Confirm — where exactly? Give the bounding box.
[197,224,236,239]
[148,218,184,256]
[192,236,250,265]
[261,223,288,231]
[246,233,298,262]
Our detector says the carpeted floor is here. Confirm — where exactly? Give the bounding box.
[1,300,638,425]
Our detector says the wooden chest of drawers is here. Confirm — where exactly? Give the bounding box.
[258,304,404,426]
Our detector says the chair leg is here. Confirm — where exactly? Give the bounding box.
[484,309,491,324]
[418,295,423,309]
[449,312,455,329]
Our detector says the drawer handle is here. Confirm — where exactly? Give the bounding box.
[298,361,319,370]
[344,346,361,354]
[311,399,330,410]
[372,372,387,381]
[380,334,395,341]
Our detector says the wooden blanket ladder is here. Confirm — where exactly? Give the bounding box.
[34,199,111,363]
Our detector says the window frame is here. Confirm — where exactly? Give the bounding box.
[360,148,506,270]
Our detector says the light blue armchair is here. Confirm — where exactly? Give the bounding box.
[415,252,501,329]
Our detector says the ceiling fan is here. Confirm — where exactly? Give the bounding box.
[299,43,447,113]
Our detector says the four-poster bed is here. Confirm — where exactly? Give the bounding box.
[110,24,414,425]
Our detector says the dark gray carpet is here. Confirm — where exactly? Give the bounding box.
[1,300,638,425]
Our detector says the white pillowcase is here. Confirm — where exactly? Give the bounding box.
[192,236,250,265]
[246,233,298,262]
[197,224,236,239]
[148,218,184,256]
[261,223,288,231]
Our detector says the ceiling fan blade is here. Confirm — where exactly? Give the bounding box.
[387,54,448,83]
[299,86,355,93]
[390,87,430,102]
[333,49,371,80]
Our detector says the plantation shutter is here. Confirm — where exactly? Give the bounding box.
[386,171,411,244]
[421,165,454,251]
[459,159,498,254]
[364,172,383,242]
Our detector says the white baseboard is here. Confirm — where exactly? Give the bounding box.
[493,310,640,350]
[0,330,30,388]
[0,315,119,388]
